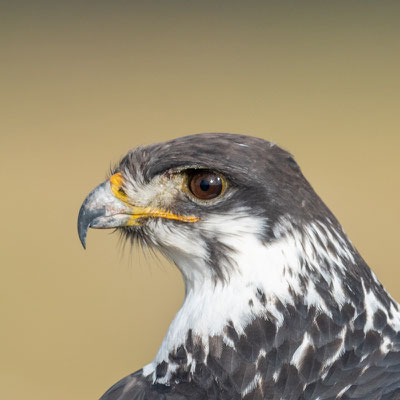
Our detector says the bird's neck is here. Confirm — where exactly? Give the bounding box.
[144,217,400,384]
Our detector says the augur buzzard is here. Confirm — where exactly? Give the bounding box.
[78,133,400,400]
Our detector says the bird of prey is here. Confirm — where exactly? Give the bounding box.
[78,133,400,400]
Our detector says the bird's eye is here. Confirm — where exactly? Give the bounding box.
[188,171,223,200]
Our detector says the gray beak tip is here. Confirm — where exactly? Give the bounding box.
[79,234,87,250]
[77,180,129,250]
[77,204,90,249]
[77,198,105,250]
[77,181,111,250]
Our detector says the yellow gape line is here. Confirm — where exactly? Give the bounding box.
[109,172,200,225]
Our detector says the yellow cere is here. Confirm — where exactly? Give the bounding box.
[110,172,130,203]
[109,172,200,224]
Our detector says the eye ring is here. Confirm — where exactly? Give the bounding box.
[186,170,226,201]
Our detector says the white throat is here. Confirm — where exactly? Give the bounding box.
[143,213,400,387]
[148,215,352,367]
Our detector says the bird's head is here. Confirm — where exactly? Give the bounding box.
[78,133,342,290]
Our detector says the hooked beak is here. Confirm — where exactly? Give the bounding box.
[77,173,133,249]
[77,173,199,249]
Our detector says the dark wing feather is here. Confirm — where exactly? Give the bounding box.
[99,369,212,400]
[99,370,164,400]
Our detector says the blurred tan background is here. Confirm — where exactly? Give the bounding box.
[1,1,399,399]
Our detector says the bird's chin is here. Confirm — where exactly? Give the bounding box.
[120,224,142,234]
[118,224,147,245]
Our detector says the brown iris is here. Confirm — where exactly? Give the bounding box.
[188,171,223,200]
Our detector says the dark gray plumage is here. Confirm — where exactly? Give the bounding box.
[78,133,400,400]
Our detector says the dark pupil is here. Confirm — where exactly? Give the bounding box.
[200,179,210,191]
[189,171,223,200]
